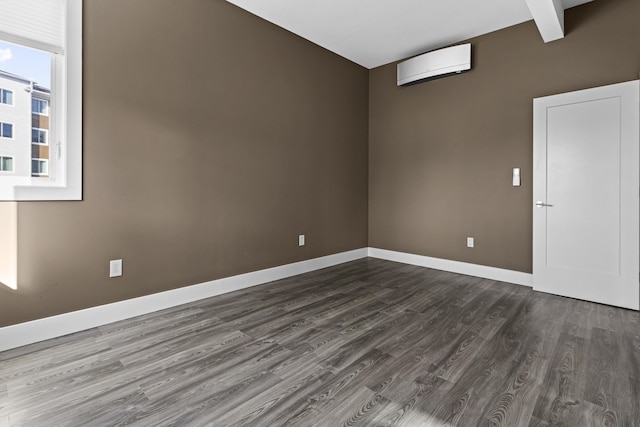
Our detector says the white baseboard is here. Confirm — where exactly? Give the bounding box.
[0,248,368,353]
[0,247,532,353]
[368,247,533,287]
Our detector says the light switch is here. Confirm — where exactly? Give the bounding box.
[512,168,521,186]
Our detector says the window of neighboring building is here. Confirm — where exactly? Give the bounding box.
[32,128,48,145]
[32,98,48,116]
[0,156,13,172]
[32,158,48,176]
[0,89,13,105]
[0,122,13,138]
[0,0,82,201]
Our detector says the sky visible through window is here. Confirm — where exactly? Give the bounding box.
[0,40,51,88]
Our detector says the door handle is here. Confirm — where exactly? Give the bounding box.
[536,201,553,208]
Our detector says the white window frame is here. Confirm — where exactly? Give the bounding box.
[0,156,13,172]
[31,158,48,176]
[32,98,49,116]
[31,127,48,146]
[0,122,13,139]
[0,0,82,201]
[0,88,13,106]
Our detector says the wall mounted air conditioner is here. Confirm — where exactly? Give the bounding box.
[397,43,471,86]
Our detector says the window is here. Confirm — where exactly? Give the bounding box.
[0,89,12,105]
[32,128,48,145]
[0,122,13,138]
[0,0,82,201]
[0,156,13,172]
[32,159,48,176]
[32,98,48,116]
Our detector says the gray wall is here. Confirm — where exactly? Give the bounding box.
[369,0,640,273]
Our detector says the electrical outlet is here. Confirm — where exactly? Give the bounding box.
[298,234,305,246]
[110,259,123,278]
[467,237,474,248]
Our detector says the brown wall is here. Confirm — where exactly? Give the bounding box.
[0,0,369,327]
[369,0,640,273]
[2,0,639,329]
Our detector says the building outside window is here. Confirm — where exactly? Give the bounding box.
[31,158,47,176]
[0,155,12,172]
[0,70,50,178]
[0,122,13,138]
[0,89,12,105]
[32,98,48,115]
[32,128,48,145]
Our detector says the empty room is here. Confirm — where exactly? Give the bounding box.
[0,0,639,425]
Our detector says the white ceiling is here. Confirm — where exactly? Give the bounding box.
[225,0,592,69]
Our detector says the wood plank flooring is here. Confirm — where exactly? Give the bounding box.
[0,258,638,426]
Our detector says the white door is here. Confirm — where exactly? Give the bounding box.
[533,80,639,310]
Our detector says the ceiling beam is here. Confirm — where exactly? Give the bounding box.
[525,0,565,42]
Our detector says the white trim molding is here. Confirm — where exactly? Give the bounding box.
[368,247,533,287]
[0,248,368,352]
[0,247,534,353]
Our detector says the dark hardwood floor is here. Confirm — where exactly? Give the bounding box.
[0,258,638,426]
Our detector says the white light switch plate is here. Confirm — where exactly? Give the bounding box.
[298,235,305,246]
[512,168,521,186]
